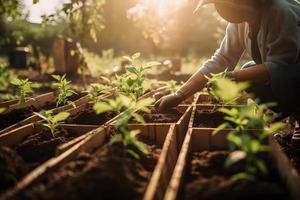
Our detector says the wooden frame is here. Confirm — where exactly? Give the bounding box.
[165,129,300,200]
[0,94,91,135]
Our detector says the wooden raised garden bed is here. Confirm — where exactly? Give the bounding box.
[164,105,296,200]
[2,123,184,200]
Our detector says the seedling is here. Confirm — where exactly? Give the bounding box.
[206,73,249,105]
[10,78,33,103]
[34,111,70,137]
[212,78,284,180]
[94,95,154,159]
[52,75,77,107]
[113,53,160,99]
[86,83,112,103]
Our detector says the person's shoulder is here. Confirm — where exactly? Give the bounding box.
[267,0,299,17]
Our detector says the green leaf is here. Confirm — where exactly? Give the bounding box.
[126,149,140,159]
[93,102,113,114]
[132,113,145,124]
[255,159,268,174]
[225,150,246,168]
[52,112,70,123]
[109,134,123,145]
[266,122,285,135]
[33,112,48,121]
[0,107,6,114]
[212,123,228,135]
[231,172,255,181]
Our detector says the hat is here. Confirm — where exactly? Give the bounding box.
[194,0,254,14]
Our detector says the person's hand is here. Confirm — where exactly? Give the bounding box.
[154,92,184,113]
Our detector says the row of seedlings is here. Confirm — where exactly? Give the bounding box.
[165,77,298,200]
[0,53,194,199]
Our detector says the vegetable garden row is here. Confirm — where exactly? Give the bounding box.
[0,54,300,200]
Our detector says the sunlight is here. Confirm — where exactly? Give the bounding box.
[139,0,185,17]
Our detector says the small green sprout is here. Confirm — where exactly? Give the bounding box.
[94,95,154,159]
[11,78,33,103]
[86,83,112,103]
[52,75,77,107]
[34,111,70,137]
[206,73,249,105]
[113,53,160,99]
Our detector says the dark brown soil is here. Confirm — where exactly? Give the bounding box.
[276,135,300,173]
[0,106,37,131]
[131,108,183,123]
[66,108,116,125]
[0,147,31,194]
[193,110,228,128]
[16,136,161,200]
[16,127,77,163]
[183,151,290,200]
[0,127,77,195]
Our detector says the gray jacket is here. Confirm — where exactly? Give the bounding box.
[200,0,300,79]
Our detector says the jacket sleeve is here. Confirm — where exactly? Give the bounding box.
[200,23,245,76]
[264,5,300,112]
[264,5,300,78]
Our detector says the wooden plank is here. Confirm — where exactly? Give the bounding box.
[2,92,57,115]
[0,94,104,136]
[270,137,300,200]
[0,99,18,107]
[164,129,192,200]
[0,123,96,148]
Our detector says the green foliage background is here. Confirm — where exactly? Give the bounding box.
[0,0,226,58]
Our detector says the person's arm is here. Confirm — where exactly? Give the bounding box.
[234,63,271,84]
[155,23,246,112]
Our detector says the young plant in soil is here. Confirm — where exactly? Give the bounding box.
[33,111,70,137]
[113,53,160,99]
[211,78,285,180]
[52,75,77,107]
[86,83,112,103]
[206,73,249,105]
[94,95,154,158]
[10,78,33,103]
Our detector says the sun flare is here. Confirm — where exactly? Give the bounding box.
[139,0,185,17]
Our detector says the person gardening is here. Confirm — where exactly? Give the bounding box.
[155,0,300,138]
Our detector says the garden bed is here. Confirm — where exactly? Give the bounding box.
[0,93,92,135]
[0,92,85,132]
[0,123,96,196]
[164,129,292,200]
[2,124,181,200]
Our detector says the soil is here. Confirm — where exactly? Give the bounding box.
[0,127,77,195]
[16,136,161,200]
[183,150,290,200]
[276,135,300,173]
[193,110,228,128]
[66,108,116,126]
[130,108,183,124]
